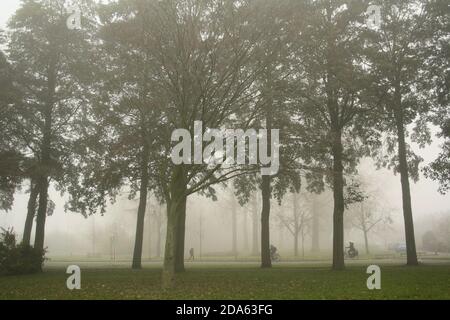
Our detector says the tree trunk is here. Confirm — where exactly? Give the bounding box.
[243,211,249,253]
[278,223,283,252]
[260,70,274,268]
[23,180,38,246]
[34,177,49,253]
[132,132,150,269]
[260,175,272,268]
[92,216,96,255]
[293,192,299,257]
[162,166,186,287]
[252,193,259,255]
[156,205,162,258]
[34,122,51,253]
[331,128,345,270]
[34,58,56,255]
[147,209,152,260]
[301,230,305,259]
[199,213,203,258]
[311,195,320,253]
[175,196,187,272]
[394,95,418,266]
[360,205,370,255]
[231,197,238,259]
[363,227,369,255]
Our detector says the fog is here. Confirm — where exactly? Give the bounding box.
[1,154,448,259]
[0,0,448,261]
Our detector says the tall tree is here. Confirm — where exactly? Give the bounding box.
[364,0,439,265]
[7,0,96,252]
[231,0,305,268]
[142,0,271,285]
[66,0,163,269]
[1,46,43,243]
[292,0,376,270]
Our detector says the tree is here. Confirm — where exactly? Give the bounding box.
[6,0,97,252]
[222,186,239,258]
[310,194,320,253]
[277,192,311,258]
[422,231,438,253]
[0,48,43,245]
[135,0,269,284]
[65,0,164,269]
[0,49,44,244]
[309,192,333,253]
[230,0,306,268]
[154,202,165,258]
[292,0,377,270]
[251,191,259,255]
[348,201,393,255]
[67,0,266,278]
[363,0,440,265]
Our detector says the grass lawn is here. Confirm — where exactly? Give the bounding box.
[0,263,449,300]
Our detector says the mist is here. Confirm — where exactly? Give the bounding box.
[1,154,448,260]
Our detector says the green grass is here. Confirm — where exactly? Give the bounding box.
[0,263,449,300]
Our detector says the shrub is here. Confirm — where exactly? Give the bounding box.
[0,228,46,276]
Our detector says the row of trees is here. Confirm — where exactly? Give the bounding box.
[0,0,448,286]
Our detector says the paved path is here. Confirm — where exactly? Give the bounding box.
[44,257,450,269]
